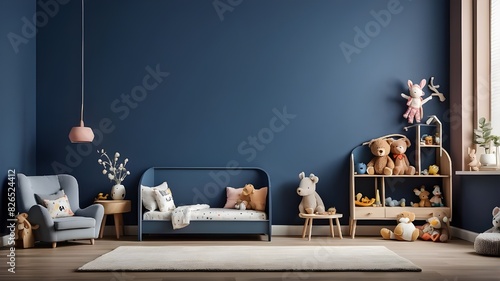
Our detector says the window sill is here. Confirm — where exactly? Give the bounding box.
[456,170,500,175]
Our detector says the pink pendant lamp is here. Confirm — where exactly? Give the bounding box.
[69,0,94,143]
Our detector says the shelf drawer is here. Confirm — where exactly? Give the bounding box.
[385,207,450,219]
[354,207,385,218]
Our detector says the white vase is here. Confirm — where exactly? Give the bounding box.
[480,153,497,166]
[111,184,126,200]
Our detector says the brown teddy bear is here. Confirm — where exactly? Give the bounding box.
[411,186,431,207]
[380,211,419,241]
[15,213,39,249]
[235,184,255,210]
[417,210,450,242]
[366,138,394,175]
[390,137,416,175]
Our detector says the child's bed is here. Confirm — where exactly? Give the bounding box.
[138,167,272,241]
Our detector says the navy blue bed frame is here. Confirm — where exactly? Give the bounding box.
[138,167,272,241]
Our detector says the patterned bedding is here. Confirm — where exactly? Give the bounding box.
[143,207,267,221]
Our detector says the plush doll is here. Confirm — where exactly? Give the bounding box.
[467,147,481,171]
[235,184,255,210]
[428,164,439,175]
[297,172,326,214]
[389,137,416,175]
[354,162,367,174]
[401,79,433,124]
[385,197,406,207]
[15,213,39,249]
[417,211,450,242]
[429,185,444,207]
[484,206,500,233]
[366,138,394,176]
[411,185,431,207]
[380,211,419,241]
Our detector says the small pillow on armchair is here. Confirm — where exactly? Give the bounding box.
[35,190,65,206]
[43,195,74,218]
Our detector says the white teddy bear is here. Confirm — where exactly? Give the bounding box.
[485,207,500,233]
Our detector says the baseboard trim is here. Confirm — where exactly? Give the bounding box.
[0,224,479,246]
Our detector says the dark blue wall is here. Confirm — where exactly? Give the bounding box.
[0,0,36,235]
[35,0,452,227]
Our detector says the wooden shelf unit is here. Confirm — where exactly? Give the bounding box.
[349,122,452,239]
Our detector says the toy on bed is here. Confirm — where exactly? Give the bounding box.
[401,79,433,124]
[235,184,254,210]
[297,172,326,214]
[380,211,419,241]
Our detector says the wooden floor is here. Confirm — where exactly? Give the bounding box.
[1,234,499,281]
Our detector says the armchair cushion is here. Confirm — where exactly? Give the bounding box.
[35,190,65,205]
[43,195,74,218]
[54,217,96,231]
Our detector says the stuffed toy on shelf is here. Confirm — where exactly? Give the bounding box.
[366,138,394,176]
[390,137,416,175]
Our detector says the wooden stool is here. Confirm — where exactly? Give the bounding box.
[299,213,343,241]
[94,200,131,239]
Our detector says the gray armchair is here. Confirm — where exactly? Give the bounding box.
[17,173,104,248]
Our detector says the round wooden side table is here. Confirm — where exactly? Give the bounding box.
[299,213,343,241]
[94,200,131,239]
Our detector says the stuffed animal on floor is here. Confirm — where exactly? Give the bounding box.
[15,213,39,248]
[235,184,255,210]
[484,206,500,233]
[380,211,419,241]
[297,172,326,214]
[417,210,450,242]
[411,185,431,207]
[366,138,394,175]
[389,137,416,175]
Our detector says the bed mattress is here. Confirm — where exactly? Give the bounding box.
[143,207,267,221]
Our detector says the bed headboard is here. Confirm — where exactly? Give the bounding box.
[138,167,272,211]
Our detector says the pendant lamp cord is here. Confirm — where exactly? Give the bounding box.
[80,0,85,122]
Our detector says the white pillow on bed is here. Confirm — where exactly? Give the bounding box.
[141,182,169,211]
[154,188,176,212]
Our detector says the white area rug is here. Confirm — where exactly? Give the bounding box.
[78,245,421,272]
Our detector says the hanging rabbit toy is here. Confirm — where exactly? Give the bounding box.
[401,79,433,124]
